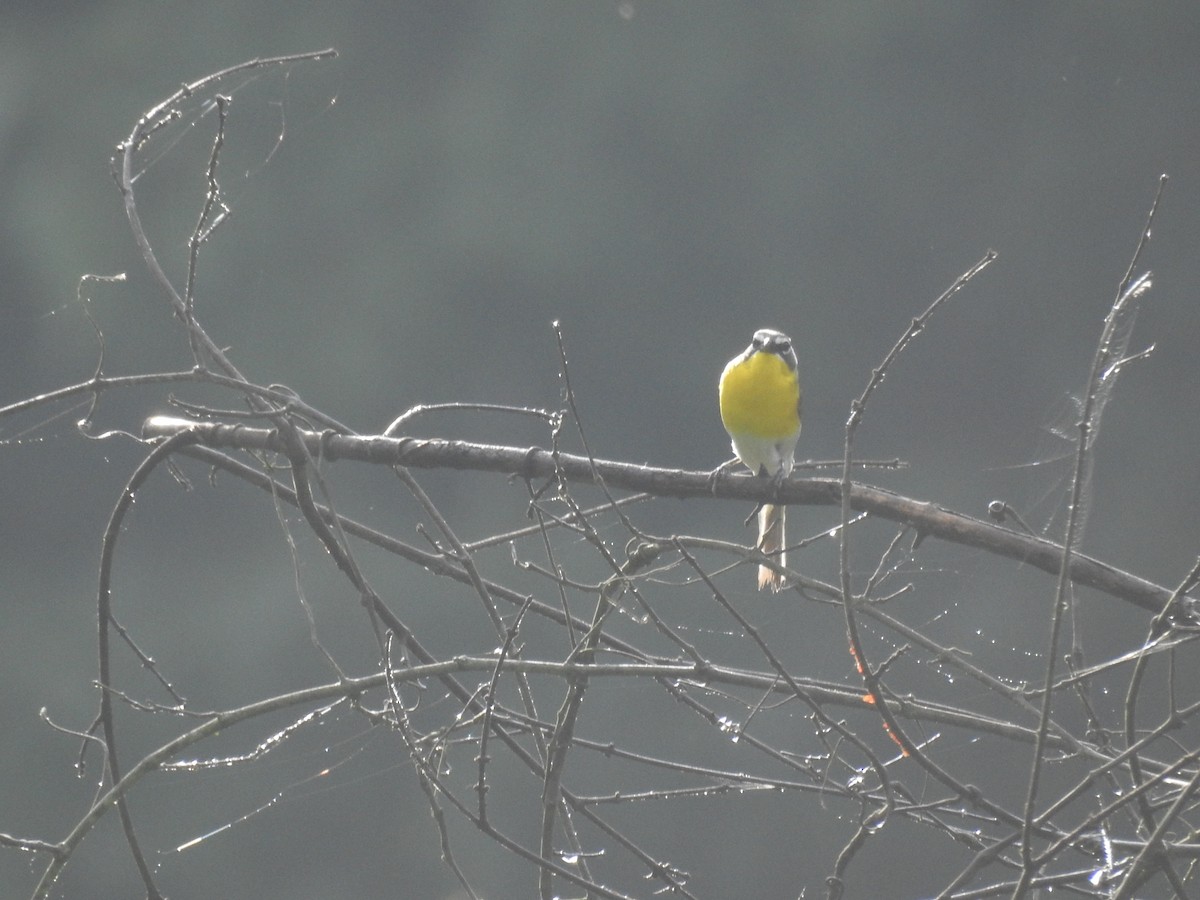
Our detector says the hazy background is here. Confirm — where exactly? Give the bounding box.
[3,3,1200,898]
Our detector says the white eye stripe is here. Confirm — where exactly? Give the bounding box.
[749,328,795,363]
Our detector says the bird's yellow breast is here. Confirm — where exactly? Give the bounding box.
[720,350,802,439]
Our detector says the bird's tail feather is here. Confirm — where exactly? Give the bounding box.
[757,503,785,592]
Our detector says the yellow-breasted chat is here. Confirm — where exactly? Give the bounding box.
[718,329,802,591]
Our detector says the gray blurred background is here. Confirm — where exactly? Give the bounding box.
[3,3,1200,898]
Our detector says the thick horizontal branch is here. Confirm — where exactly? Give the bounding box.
[143,416,1182,616]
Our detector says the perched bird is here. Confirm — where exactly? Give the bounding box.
[718,329,802,591]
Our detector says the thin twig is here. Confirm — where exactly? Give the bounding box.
[1018,177,1165,894]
